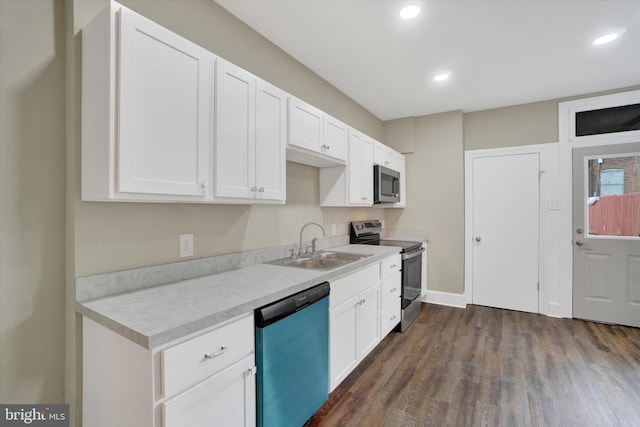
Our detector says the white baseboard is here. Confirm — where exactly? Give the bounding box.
[422,290,467,309]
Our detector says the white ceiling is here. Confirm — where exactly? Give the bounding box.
[216,0,640,121]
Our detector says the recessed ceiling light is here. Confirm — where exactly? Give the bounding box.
[593,29,626,46]
[400,5,420,20]
[434,73,450,82]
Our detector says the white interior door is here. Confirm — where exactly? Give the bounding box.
[572,143,640,327]
[472,153,540,313]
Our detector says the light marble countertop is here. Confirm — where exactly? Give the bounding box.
[76,244,402,349]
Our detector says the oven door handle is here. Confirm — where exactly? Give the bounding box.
[402,246,425,260]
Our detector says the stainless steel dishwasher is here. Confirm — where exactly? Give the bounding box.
[255,282,330,427]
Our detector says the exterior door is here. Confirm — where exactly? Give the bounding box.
[472,153,540,313]
[572,143,640,327]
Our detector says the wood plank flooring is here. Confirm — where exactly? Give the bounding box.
[306,303,640,427]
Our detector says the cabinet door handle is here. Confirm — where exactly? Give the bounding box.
[390,315,397,321]
[258,187,265,192]
[390,288,397,293]
[204,345,228,360]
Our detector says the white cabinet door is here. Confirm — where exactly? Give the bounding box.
[348,130,374,205]
[215,60,286,203]
[329,294,359,392]
[117,6,212,198]
[255,80,287,201]
[288,97,323,153]
[287,97,348,167]
[357,284,380,360]
[163,356,256,427]
[215,59,256,199]
[323,115,349,162]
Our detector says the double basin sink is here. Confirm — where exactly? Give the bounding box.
[266,250,372,270]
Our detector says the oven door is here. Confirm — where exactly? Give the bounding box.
[401,247,424,308]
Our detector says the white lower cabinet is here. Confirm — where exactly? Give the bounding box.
[83,313,255,427]
[380,254,401,336]
[163,355,256,427]
[329,283,380,391]
[328,254,401,392]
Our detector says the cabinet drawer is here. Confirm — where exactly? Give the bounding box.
[380,272,401,310]
[330,264,379,309]
[380,254,401,279]
[380,299,401,338]
[163,355,256,427]
[162,314,254,398]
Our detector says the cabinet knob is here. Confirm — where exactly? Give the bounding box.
[258,187,265,192]
[250,186,258,192]
[200,181,207,188]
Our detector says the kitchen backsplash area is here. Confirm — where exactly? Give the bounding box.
[75,234,349,302]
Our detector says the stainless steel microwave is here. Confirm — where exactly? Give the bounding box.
[374,164,400,203]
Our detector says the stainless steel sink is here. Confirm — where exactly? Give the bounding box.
[315,251,370,262]
[266,251,372,270]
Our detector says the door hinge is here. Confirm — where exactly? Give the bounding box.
[538,170,545,181]
[537,282,540,291]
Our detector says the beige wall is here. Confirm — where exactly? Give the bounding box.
[0,0,66,404]
[464,100,559,150]
[385,111,465,294]
[464,85,640,151]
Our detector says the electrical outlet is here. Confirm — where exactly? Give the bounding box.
[179,233,194,257]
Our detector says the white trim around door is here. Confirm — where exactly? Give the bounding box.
[465,143,561,317]
[558,89,640,319]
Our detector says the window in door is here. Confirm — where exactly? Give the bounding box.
[585,154,640,237]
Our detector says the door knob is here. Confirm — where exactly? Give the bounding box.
[575,240,584,246]
[576,227,583,234]
[475,237,482,242]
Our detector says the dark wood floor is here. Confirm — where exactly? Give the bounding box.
[307,303,640,427]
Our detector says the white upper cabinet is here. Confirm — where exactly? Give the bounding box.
[348,130,374,205]
[254,80,287,202]
[373,141,401,172]
[394,153,406,208]
[323,114,349,161]
[82,2,214,202]
[319,129,373,207]
[214,59,286,203]
[287,97,348,167]
[214,59,256,200]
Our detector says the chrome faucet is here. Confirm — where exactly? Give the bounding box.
[299,222,326,255]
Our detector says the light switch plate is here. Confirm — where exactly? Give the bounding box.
[547,199,561,210]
